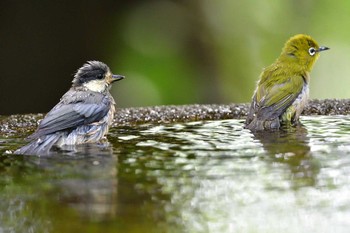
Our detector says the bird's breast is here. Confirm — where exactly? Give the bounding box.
[87,96,115,141]
[292,82,309,119]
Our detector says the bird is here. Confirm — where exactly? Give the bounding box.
[15,61,124,155]
[245,34,329,131]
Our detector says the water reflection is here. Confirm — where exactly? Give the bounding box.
[0,144,120,232]
[27,144,118,222]
[1,117,350,232]
[251,125,319,187]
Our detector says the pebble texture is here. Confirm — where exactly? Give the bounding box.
[1,99,350,135]
[113,99,350,126]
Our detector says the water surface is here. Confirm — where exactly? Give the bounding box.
[1,116,350,232]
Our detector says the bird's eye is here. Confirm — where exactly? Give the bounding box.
[308,47,316,56]
[97,74,104,79]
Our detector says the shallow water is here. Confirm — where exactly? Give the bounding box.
[1,116,350,232]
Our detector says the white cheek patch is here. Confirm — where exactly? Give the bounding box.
[83,80,107,92]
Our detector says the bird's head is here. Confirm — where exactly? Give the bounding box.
[279,34,329,72]
[72,61,124,92]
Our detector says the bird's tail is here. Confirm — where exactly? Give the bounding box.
[245,117,280,131]
[14,134,61,156]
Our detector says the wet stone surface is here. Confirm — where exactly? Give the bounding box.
[114,104,247,126]
[1,99,350,135]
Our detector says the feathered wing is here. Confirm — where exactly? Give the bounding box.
[246,74,305,130]
[15,90,111,155]
[28,90,111,140]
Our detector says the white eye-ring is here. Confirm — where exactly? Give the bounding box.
[309,47,316,56]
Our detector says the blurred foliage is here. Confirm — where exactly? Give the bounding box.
[0,0,348,113]
[111,0,345,107]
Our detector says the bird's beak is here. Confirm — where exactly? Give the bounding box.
[111,74,125,83]
[318,46,330,52]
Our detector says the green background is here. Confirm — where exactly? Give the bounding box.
[0,1,344,114]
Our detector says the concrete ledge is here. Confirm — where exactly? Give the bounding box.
[1,99,350,135]
[114,99,350,125]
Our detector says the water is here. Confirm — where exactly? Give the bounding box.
[1,116,350,233]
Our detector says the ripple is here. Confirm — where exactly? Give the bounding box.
[3,116,350,232]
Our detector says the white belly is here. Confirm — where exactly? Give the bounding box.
[292,83,309,120]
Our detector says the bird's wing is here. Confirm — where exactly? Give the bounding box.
[254,74,305,120]
[28,90,111,139]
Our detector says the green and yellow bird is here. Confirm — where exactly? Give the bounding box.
[245,34,329,131]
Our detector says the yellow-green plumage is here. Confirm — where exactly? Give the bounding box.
[245,34,329,131]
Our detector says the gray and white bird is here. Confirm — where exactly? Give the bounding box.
[15,61,124,155]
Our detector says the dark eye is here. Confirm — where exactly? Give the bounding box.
[97,73,104,79]
[308,47,316,56]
